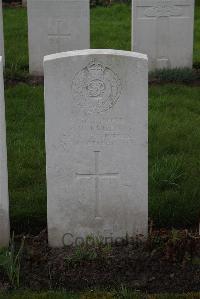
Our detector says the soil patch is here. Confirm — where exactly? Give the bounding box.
[0,229,200,293]
[5,76,44,87]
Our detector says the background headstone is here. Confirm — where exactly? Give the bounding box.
[0,0,4,65]
[44,49,148,247]
[132,0,195,70]
[27,0,90,75]
[22,0,27,7]
[0,56,9,247]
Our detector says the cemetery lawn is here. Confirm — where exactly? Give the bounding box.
[2,1,200,232]
[3,1,200,79]
[2,2,200,296]
[5,83,200,231]
[194,0,200,67]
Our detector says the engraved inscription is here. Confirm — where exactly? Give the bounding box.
[76,151,119,219]
[48,19,71,52]
[144,1,183,17]
[72,59,122,113]
[58,117,134,149]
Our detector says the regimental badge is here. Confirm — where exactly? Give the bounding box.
[71,59,122,113]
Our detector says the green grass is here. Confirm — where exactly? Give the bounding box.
[91,4,131,50]
[3,7,28,78]
[194,0,200,67]
[0,291,200,299]
[5,84,46,231]
[5,83,200,230]
[149,84,200,227]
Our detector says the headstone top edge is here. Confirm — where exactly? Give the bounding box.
[43,49,148,64]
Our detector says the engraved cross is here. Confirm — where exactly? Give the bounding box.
[76,151,119,219]
[48,19,71,52]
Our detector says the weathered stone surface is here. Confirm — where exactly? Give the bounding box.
[27,0,90,75]
[44,49,148,247]
[132,0,194,70]
[0,56,9,247]
[0,0,4,64]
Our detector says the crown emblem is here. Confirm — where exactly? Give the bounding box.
[87,60,105,79]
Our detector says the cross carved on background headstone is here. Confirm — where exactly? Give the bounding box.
[48,19,71,52]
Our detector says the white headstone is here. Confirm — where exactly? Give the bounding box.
[27,0,90,75]
[0,56,9,247]
[132,0,194,70]
[44,49,148,247]
[0,0,4,64]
